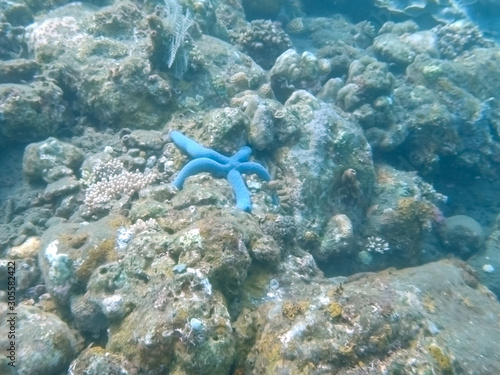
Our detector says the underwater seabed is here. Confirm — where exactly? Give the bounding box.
[2,0,500,373]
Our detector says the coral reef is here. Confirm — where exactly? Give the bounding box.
[22,137,84,183]
[273,91,375,256]
[0,304,80,374]
[235,260,500,373]
[0,82,71,146]
[364,164,447,267]
[270,49,330,103]
[235,19,292,70]
[0,22,28,60]
[2,0,500,373]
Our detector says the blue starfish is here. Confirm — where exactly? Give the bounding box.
[170,131,271,212]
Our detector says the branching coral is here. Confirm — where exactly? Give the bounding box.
[82,159,158,216]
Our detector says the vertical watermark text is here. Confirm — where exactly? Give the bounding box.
[6,261,16,368]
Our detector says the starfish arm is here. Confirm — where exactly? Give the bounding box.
[170,131,229,164]
[172,158,230,189]
[236,162,271,181]
[230,146,252,163]
[227,169,252,212]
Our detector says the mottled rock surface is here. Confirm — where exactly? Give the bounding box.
[236,260,500,374]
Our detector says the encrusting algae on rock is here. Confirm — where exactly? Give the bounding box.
[1,0,500,373]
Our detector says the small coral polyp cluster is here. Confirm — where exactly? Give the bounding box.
[82,159,158,217]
